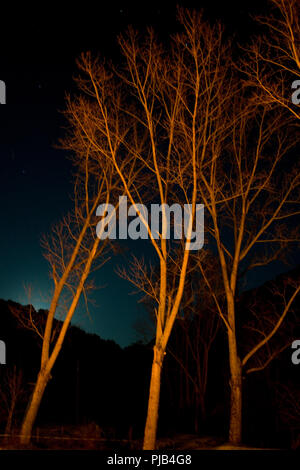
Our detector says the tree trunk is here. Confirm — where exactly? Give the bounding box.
[143,346,164,450]
[20,369,49,445]
[199,393,206,426]
[228,330,242,445]
[5,403,15,436]
[194,398,200,434]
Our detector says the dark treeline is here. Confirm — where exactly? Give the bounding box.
[0,265,299,448]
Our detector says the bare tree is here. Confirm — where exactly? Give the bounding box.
[241,0,300,120]
[0,366,28,437]
[225,0,300,444]
[196,85,300,444]
[68,8,235,448]
[13,117,118,444]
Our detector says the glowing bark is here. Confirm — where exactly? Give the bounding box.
[228,330,242,445]
[20,369,49,444]
[143,346,164,450]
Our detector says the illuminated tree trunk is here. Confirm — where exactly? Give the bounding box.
[143,346,164,450]
[20,369,50,445]
[228,328,242,445]
[228,357,242,444]
[5,394,18,437]
[5,407,14,436]
[19,237,101,445]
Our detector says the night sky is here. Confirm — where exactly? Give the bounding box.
[1,0,298,347]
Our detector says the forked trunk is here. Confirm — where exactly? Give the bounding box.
[143,346,164,450]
